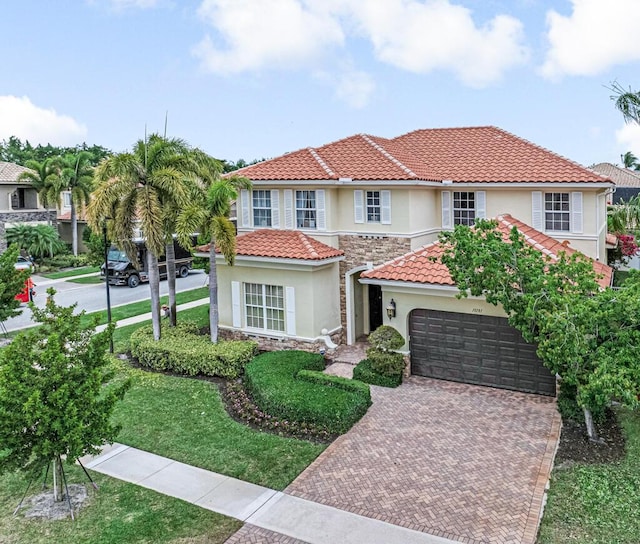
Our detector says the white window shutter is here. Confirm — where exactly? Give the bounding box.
[285,286,296,336]
[475,191,486,220]
[571,191,583,234]
[284,189,293,229]
[441,191,452,229]
[531,191,543,231]
[381,190,391,224]
[270,189,280,228]
[231,281,241,328]
[354,190,364,223]
[316,189,326,231]
[240,190,250,228]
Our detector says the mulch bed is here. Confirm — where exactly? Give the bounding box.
[555,408,626,467]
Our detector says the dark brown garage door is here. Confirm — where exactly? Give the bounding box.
[409,309,556,396]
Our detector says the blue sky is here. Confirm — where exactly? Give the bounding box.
[2,0,640,168]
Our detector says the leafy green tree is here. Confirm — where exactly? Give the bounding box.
[621,151,640,170]
[0,289,129,501]
[0,244,30,324]
[82,225,107,266]
[16,158,64,209]
[611,81,640,126]
[89,135,194,340]
[177,175,250,342]
[0,136,110,167]
[440,220,640,441]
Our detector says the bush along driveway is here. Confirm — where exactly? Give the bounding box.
[287,376,560,544]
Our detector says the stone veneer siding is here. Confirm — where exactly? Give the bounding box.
[0,210,58,254]
[219,328,343,355]
[338,234,412,332]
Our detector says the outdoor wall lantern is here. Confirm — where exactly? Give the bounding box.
[386,298,397,320]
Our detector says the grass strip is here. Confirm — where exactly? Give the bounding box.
[538,408,640,544]
[0,466,240,544]
[69,276,103,284]
[41,266,100,279]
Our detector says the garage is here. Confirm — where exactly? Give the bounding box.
[409,309,556,396]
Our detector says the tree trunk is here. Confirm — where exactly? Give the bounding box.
[209,241,218,343]
[148,251,162,341]
[71,201,78,256]
[52,457,64,502]
[583,406,602,443]
[165,241,177,327]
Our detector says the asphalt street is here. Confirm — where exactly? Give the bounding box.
[4,269,208,333]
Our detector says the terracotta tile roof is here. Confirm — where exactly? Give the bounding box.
[606,233,618,247]
[200,229,344,261]
[362,215,612,288]
[233,127,611,184]
[57,209,88,221]
[591,162,640,187]
[0,161,33,184]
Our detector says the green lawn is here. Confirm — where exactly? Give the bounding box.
[41,266,100,279]
[538,408,640,544]
[113,364,326,490]
[69,276,103,284]
[0,465,240,544]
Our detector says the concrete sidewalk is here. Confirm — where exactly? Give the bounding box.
[83,444,461,544]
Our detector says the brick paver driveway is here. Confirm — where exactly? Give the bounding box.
[286,377,560,544]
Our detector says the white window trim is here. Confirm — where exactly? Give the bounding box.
[243,282,286,333]
[252,189,273,228]
[543,192,572,233]
[295,189,325,230]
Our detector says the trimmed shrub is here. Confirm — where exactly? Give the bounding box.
[368,325,405,351]
[353,358,402,388]
[366,349,405,376]
[130,321,257,379]
[244,351,371,434]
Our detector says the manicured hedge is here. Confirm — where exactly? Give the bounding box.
[244,351,371,434]
[353,358,402,388]
[130,321,257,379]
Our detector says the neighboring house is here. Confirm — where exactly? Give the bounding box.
[209,126,614,396]
[57,192,89,253]
[0,161,57,253]
[591,162,640,203]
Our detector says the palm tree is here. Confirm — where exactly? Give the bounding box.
[17,158,64,212]
[177,175,251,342]
[88,135,192,341]
[608,194,640,234]
[611,81,640,126]
[621,151,640,170]
[59,152,95,256]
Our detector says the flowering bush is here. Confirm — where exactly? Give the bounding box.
[618,234,639,257]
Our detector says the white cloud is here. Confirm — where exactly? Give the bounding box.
[108,0,160,9]
[541,0,640,79]
[193,0,528,87]
[346,0,529,87]
[0,96,88,146]
[315,67,376,108]
[616,123,640,157]
[193,0,344,74]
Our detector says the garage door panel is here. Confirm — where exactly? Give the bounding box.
[410,309,556,396]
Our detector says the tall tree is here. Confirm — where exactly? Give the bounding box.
[621,151,640,170]
[177,175,251,342]
[59,151,95,256]
[88,135,192,340]
[440,220,640,441]
[0,289,128,502]
[611,81,640,126]
[16,158,64,210]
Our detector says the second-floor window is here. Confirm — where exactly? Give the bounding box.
[366,191,381,222]
[453,192,475,226]
[253,190,272,227]
[62,191,72,208]
[296,190,316,229]
[544,193,570,231]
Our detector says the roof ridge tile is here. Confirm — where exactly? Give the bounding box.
[307,147,336,178]
[359,134,417,178]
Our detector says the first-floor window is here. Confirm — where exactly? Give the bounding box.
[244,283,285,332]
[545,193,570,231]
[296,190,316,228]
[253,190,272,227]
[453,191,475,226]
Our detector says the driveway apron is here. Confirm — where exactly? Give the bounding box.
[286,377,560,544]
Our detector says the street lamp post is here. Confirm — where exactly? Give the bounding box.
[103,220,113,353]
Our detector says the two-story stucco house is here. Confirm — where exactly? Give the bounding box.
[210,126,614,396]
[0,161,57,253]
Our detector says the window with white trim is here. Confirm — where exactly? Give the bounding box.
[252,190,272,227]
[453,191,475,226]
[296,190,316,229]
[366,191,381,222]
[544,193,570,231]
[244,283,285,332]
[62,191,72,208]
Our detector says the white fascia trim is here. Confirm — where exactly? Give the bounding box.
[248,180,614,189]
[214,254,344,267]
[358,278,464,297]
[236,227,441,239]
[219,325,342,343]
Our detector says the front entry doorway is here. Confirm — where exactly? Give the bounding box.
[368,284,383,332]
